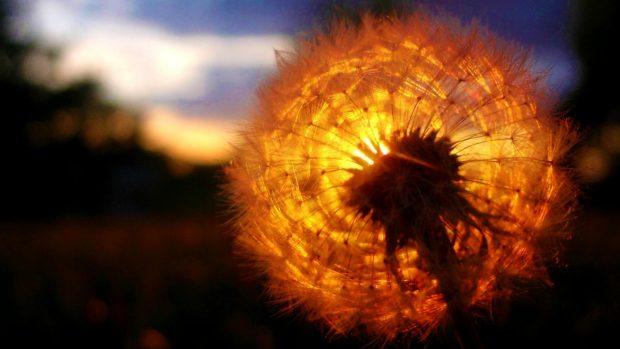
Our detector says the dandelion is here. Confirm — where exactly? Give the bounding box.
[226,13,577,346]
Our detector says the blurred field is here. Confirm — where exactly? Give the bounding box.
[0,216,259,349]
[0,211,618,348]
[0,216,372,349]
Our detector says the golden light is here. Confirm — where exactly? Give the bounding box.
[227,13,577,344]
[140,106,236,165]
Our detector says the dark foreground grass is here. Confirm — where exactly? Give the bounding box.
[0,212,618,348]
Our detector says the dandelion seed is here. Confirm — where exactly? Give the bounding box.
[226,13,577,346]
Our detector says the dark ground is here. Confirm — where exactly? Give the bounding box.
[0,210,619,349]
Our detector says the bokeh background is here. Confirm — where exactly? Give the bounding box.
[1,0,618,348]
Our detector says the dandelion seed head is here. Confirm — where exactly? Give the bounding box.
[227,13,577,342]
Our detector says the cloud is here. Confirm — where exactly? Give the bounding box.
[21,0,292,104]
[56,20,290,103]
[20,0,134,43]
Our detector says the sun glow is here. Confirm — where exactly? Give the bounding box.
[141,106,236,165]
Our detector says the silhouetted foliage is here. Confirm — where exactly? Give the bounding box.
[0,0,221,219]
[566,0,620,208]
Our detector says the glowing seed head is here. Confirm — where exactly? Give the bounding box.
[227,13,577,343]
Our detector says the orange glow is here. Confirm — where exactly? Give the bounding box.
[228,14,577,342]
[141,106,236,165]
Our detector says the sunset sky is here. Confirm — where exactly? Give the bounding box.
[11,0,577,164]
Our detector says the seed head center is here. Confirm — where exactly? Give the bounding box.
[346,129,462,229]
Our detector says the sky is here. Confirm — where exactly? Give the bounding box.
[11,0,578,164]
